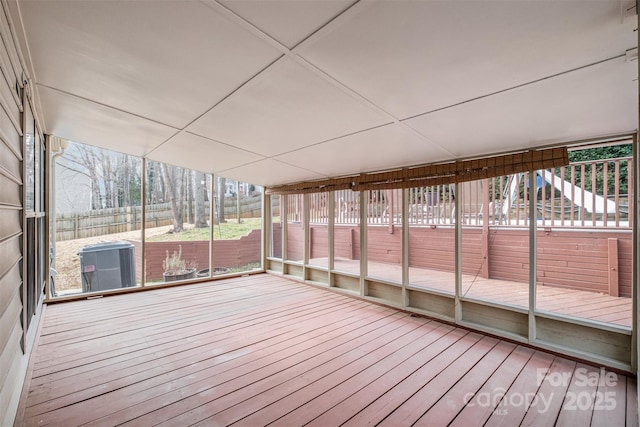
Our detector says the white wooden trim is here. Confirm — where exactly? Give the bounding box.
[401,188,409,308]
[454,183,462,322]
[328,191,335,286]
[529,171,537,343]
[281,195,288,272]
[140,159,147,286]
[303,193,309,279]
[359,190,366,298]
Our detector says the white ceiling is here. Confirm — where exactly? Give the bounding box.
[9,0,638,187]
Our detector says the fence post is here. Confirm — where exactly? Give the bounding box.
[608,238,619,297]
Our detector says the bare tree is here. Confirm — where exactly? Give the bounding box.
[217,176,226,224]
[146,161,164,205]
[194,171,208,228]
[161,163,185,232]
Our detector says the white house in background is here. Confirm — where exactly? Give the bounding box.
[223,179,261,197]
[55,157,92,214]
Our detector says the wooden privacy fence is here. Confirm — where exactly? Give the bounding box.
[55,194,263,241]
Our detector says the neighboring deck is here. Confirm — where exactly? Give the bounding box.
[17,274,638,426]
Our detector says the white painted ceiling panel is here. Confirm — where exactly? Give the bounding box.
[187,57,390,156]
[19,0,282,128]
[300,0,636,119]
[147,132,265,174]
[38,86,177,157]
[406,58,638,157]
[275,124,452,177]
[10,0,638,187]
[220,158,326,186]
[219,0,356,49]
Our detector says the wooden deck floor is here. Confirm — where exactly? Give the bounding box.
[309,258,633,328]
[17,274,638,426]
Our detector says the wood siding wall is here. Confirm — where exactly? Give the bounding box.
[0,2,29,425]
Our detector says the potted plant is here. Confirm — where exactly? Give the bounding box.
[162,245,197,282]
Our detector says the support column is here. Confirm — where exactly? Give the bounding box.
[141,158,146,286]
[360,190,367,297]
[454,183,462,322]
[261,185,268,272]
[633,132,639,374]
[402,188,409,308]
[281,195,288,275]
[328,192,335,285]
[529,171,537,343]
[303,193,310,280]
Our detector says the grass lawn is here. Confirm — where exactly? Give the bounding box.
[147,217,262,241]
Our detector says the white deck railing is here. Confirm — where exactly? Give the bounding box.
[295,156,632,229]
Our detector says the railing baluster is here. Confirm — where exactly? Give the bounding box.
[591,162,596,227]
[540,171,546,227]
[560,166,565,227]
[615,160,620,227]
[603,162,608,227]
[570,165,575,226]
[581,164,586,227]
[507,174,520,225]
[550,170,555,226]
[500,176,506,225]
[629,161,633,228]
[420,186,425,224]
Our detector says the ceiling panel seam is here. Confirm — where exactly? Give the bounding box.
[217,157,328,180]
[144,54,285,159]
[37,83,181,131]
[182,131,267,158]
[204,0,454,157]
[401,54,630,123]
[266,122,392,158]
